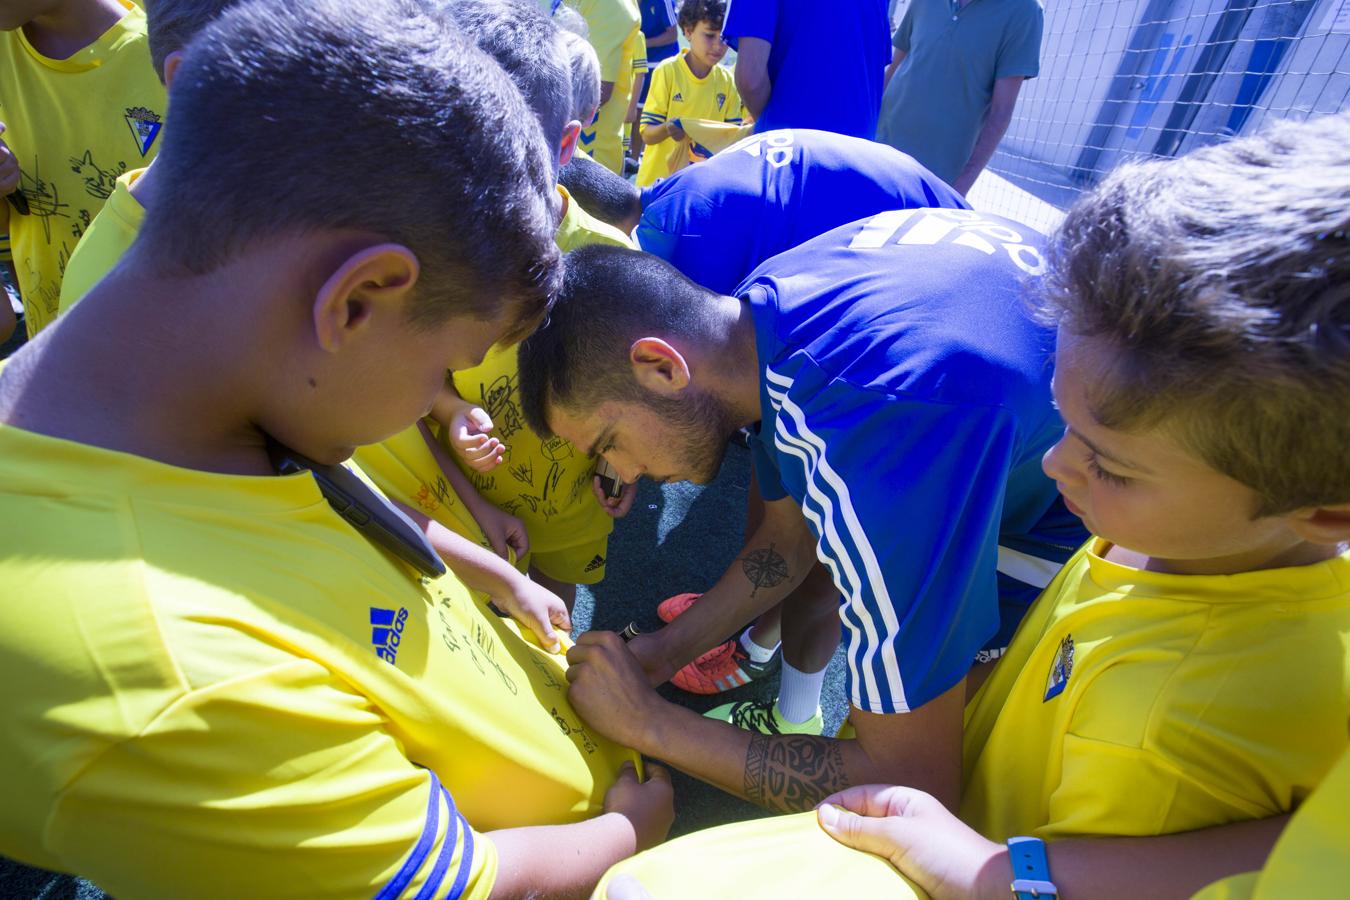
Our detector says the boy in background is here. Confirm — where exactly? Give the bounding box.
[635,0,742,188]
[0,1,673,897]
[0,0,165,337]
[598,111,1350,900]
[563,0,646,174]
[629,0,677,164]
[433,0,637,613]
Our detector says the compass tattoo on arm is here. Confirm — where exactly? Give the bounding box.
[741,543,790,597]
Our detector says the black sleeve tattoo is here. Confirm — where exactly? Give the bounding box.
[741,543,790,597]
[743,733,850,812]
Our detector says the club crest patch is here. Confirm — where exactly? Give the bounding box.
[716,92,726,110]
[1043,634,1074,702]
[124,106,163,157]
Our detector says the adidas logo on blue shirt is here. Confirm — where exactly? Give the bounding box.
[370,606,410,664]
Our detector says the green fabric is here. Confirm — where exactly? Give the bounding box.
[877,0,1042,185]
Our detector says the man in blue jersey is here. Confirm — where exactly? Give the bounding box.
[516,208,1084,812]
[638,128,967,293]
[722,0,892,139]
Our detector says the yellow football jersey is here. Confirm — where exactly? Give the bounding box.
[352,421,495,551]
[636,53,743,187]
[0,0,165,336]
[595,810,923,898]
[57,167,145,313]
[572,0,645,173]
[0,422,638,899]
[447,186,632,576]
[1190,747,1350,899]
[962,539,1350,842]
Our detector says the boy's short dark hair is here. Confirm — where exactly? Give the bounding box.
[678,0,726,32]
[518,244,721,436]
[444,0,572,168]
[558,154,641,231]
[143,0,244,82]
[137,0,559,339]
[1044,112,1350,516]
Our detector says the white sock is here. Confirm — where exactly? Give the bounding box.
[776,659,826,724]
[739,627,779,664]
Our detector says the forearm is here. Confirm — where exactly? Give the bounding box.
[487,812,642,900]
[626,74,645,123]
[640,703,870,813]
[640,121,677,145]
[599,80,615,109]
[954,103,1014,195]
[641,506,817,681]
[972,815,1289,900]
[738,76,770,120]
[883,48,906,90]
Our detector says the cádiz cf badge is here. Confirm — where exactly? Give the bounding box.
[1043,634,1074,701]
[124,106,164,157]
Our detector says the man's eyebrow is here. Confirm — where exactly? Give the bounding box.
[586,426,612,459]
[1072,427,1153,475]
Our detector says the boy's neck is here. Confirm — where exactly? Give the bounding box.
[23,0,125,60]
[684,50,713,80]
[0,257,281,477]
[1105,537,1346,577]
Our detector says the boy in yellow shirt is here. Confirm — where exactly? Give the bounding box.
[434,0,638,613]
[0,3,674,898]
[636,0,742,187]
[594,112,1350,899]
[60,0,595,653]
[565,0,646,174]
[0,0,165,337]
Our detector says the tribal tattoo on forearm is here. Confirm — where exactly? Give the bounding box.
[742,733,850,812]
[741,543,790,598]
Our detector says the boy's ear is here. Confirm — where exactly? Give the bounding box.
[162,50,185,87]
[311,243,420,353]
[630,337,691,396]
[1285,502,1350,545]
[558,120,582,167]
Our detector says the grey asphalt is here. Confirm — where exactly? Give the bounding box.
[0,436,851,896]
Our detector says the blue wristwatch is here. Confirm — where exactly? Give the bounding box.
[1007,836,1058,899]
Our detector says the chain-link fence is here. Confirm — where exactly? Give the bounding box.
[943,0,1350,232]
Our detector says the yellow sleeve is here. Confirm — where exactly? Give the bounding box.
[574,0,640,84]
[639,62,671,128]
[47,660,498,900]
[632,32,648,74]
[596,811,924,899]
[1040,734,1275,840]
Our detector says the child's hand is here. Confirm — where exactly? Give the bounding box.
[816,785,1005,900]
[604,760,675,852]
[667,119,686,142]
[450,406,505,471]
[473,502,529,562]
[493,576,570,653]
[0,123,20,197]
[593,474,637,519]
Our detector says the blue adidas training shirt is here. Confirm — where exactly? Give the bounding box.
[743,207,1081,715]
[637,128,968,294]
[722,0,891,138]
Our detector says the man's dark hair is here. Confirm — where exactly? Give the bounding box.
[442,0,572,172]
[678,0,726,32]
[519,244,723,435]
[143,0,246,82]
[137,0,559,338]
[1043,112,1350,516]
[558,154,641,231]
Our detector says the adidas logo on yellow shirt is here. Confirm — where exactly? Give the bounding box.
[370,606,410,664]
